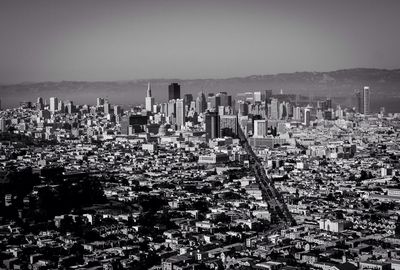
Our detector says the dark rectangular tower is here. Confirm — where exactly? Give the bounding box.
[168,83,181,101]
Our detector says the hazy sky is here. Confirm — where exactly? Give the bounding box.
[1,0,400,83]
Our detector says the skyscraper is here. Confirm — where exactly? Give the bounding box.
[175,99,185,130]
[264,90,273,102]
[253,119,268,138]
[168,83,181,101]
[36,97,44,110]
[254,91,262,102]
[58,100,64,113]
[205,112,219,140]
[104,100,111,114]
[145,82,155,112]
[362,86,371,115]
[304,107,311,126]
[49,97,58,113]
[355,86,371,114]
[96,97,105,107]
[196,92,207,114]
[270,98,279,120]
[183,94,193,105]
[66,101,74,114]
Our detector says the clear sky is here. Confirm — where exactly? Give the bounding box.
[1,0,399,83]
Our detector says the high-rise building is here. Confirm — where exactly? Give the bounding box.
[58,100,64,113]
[304,107,311,126]
[270,98,279,120]
[254,91,262,103]
[168,83,181,101]
[253,119,268,138]
[167,99,176,118]
[145,82,155,112]
[264,90,273,102]
[238,101,248,116]
[205,112,219,140]
[36,97,44,110]
[362,86,371,115]
[293,106,302,121]
[355,87,371,114]
[97,98,105,107]
[196,92,207,114]
[104,100,111,114]
[183,94,193,105]
[66,101,74,114]
[175,99,185,130]
[49,97,58,113]
[219,115,238,138]
[114,105,122,116]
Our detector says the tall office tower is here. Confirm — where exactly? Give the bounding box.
[362,86,371,114]
[264,90,273,102]
[304,107,311,126]
[58,100,64,113]
[114,105,122,116]
[208,94,221,110]
[355,90,362,113]
[104,100,111,114]
[254,91,262,102]
[49,97,58,113]
[96,97,105,107]
[205,112,219,140]
[270,98,279,120]
[293,106,302,121]
[145,82,155,112]
[175,99,185,130]
[286,102,293,118]
[216,92,229,107]
[196,92,207,114]
[161,103,168,115]
[219,115,238,138]
[238,101,249,116]
[279,102,287,119]
[253,119,268,138]
[36,97,44,110]
[167,99,176,118]
[0,118,5,132]
[183,94,193,105]
[218,106,225,116]
[66,101,74,114]
[168,83,181,101]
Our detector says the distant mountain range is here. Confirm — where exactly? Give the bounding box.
[1,68,400,112]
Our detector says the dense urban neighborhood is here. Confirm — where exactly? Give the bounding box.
[0,84,400,270]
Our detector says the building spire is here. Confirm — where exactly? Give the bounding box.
[147,82,152,97]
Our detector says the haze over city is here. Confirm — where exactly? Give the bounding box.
[1,0,400,83]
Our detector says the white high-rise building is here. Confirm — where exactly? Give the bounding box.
[254,91,262,102]
[175,99,185,130]
[270,98,279,120]
[253,119,268,138]
[145,82,155,112]
[362,86,371,115]
[49,97,58,113]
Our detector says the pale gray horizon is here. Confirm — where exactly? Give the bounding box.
[1,0,400,84]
